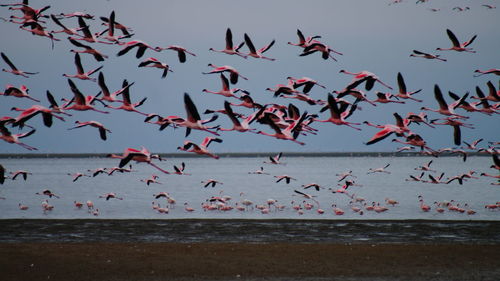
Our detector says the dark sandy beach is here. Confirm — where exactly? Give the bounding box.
[1,243,499,281]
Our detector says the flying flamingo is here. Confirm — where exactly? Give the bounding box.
[36,189,60,198]
[229,91,263,109]
[68,16,111,44]
[99,14,133,36]
[9,170,32,180]
[287,76,326,94]
[104,80,148,116]
[201,179,223,188]
[474,69,500,77]
[172,93,220,137]
[471,81,500,102]
[339,69,393,91]
[159,45,196,63]
[314,93,362,130]
[373,92,405,104]
[1,84,40,102]
[367,163,391,174]
[363,112,410,145]
[410,50,446,62]
[67,120,111,140]
[288,29,321,48]
[63,79,109,114]
[208,28,246,58]
[172,162,190,175]
[217,101,264,132]
[19,21,60,49]
[117,40,161,58]
[50,14,85,36]
[0,125,37,150]
[177,137,223,159]
[107,147,169,174]
[68,38,108,62]
[415,160,436,172]
[274,175,297,184]
[243,33,275,61]
[140,174,162,185]
[97,72,134,103]
[293,190,319,206]
[62,53,103,82]
[436,29,476,53]
[248,166,269,175]
[138,57,173,79]
[99,192,123,200]
[11,105,65,128]
[67,172,90,182]
[202,73,241,98]
[1,52,38,77]
[97,11,133,43]
[302,183,322,191]
[256,112,308,145]
[420,84,468,119]
[264,152,284,165]
[203,64,248,84]
[405,172,425,182]
[300,41,343,61]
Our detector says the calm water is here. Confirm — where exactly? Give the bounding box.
[0,155,498,220]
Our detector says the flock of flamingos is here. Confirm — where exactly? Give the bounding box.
[0,1,499,217]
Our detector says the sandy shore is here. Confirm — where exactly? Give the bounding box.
[1,243,499,281]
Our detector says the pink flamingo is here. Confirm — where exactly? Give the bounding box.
[11,105,65,128]
[256,112,308,145]
[97,72,133,103]
[420,84,468,119]
[99,192,123,201]
[63,79,109,114]
[314,93,362,130]
[68,38,108,62]
[436,29,476,53]
[287,76,326,94]
[178,137,223,159]
[104,80,148,116]
[138,57,173,79]
[107,147,169,174]
[243,33,275,61]
[117,40,161,58]
[201,179,223,188]
[50,14,85,36]
[275,175,297,184]
[172,93,220,137]
[340,69,393,90]
[68,120,111,140]
[0,125,37,150]
[160,45,196,63]
[9,170,32,180]
[474,69,500,77]
[300,41,343,61]
[203,64,248,84]
[218,101,264,132]
[63,53,103,82]
[1,84,40,102]
[363,112,410,145]
[209,28,246,58]
[410,50,446,62]
[19,21,60,48]
[288,29,321,48]
[1,52,38,77]
[202,73,241,98]
[68,16,111,44]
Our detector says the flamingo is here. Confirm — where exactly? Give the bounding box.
[97,72,133,103]
[63,53,103,82]
[99,192,123,200]
[421,84,468,119]
[19,21,60,48]
[107,147,169,174]
[266,80,300,97]
[68,16,111,44]
[0,125,37,150]
[471,81,500,102]
[67,172,90,182]
[288,29,321,48]
[1,52,38,77]
[490,154,500,170]
[67,120,111,141]
[314,93,362,130]
[104,80,148,116]
[302,183,322,191]
[9,170,31,180]
[248,166,269,175]
[97,11,133,43]
[201,179,223,188]
[300,41,342,61]
[99,14,133,36]
[243,33,275,61]
[474,69,500,77]
[264,152,284,165]
[208,28,246,58]
[172,93,220,137]
[256,111,308,145]
[436,29,476,53]
[140,174,162,185]
[172,162,190,175]
[11,105,65,128]
[202,74,241,98]
[18,203,29,210]
[59,12,94,19]
[417,196,431,212]
[392,133,434,152]
[405,112,434,128]
[203,64,248,84]
[410,50,446,62]
[415,160,436,172]
[392,72,423,102]
[138,57,173,79]
[274,175,297,184]
[452,7,470,12]
[367,163,391,174]
[50,14,86,36]
[178,137,223,159]
[339,69,393,90]
[482,4,496,9]
[430,117,474,146]
[217,101,264,132]
[363,113,410,145]
[184,203,195,212]
[293,190,319,206]
[336,170,356,182]
[68,38,108,62]
[470,86,500,114]
[1,84,40,102]
[287,76,326,94]
[46,90,71,116]
[117,40,161,58]
[159,45,196,63]
[36,189,59,198]
[229,92,263,109]
[87,167,107,177]
[373,92,405,104]
[405,172,425,182]
[63,79,109,114]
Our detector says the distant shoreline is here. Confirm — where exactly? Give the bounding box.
[0,151,489,158]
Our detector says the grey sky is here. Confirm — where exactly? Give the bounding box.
[1,0,499,154]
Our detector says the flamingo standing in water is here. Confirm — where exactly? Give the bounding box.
[436,29,476,53]
[177,137,223,159]
[67,120,111,140]
[202,74,241,98]
[209,28,246,58]
[203,64,248,84]
[63,53,103,82]
[243,33,276,61]
[107,147,169,174]
[1,52,38,77]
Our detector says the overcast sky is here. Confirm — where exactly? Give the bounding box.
[0,0,498,154]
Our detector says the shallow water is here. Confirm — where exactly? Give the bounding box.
[0,155,499,220]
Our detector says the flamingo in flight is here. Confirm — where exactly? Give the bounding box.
[104,80,148,116]
[63,79,109,114]
[172,162,190,175]
[9,170,32,180]
[314,93,362,130]
[243,33,276,61]
[203,64,248,84]
[69,16,111,44]
[58,12,94,19]
[50,14,86,36]
[364,112,410,145]
[209,28,246,58]
[339,69,393,91]
[392,72,422,102]
[436,29,476,53]
[11,104,65,128]
[410,50,446,62]
[1,52,38,77]
[173,93,220,137]
[68,38,108,62]
[97,11,133,43]
[474,69,500,77]
[19,21,60,49]
[287,76,326,94]
[202,73,241,98]
[421,84,468,119]
[274,175,297,184]
[288,29,321,48]
[264,152,284,165]
[99,14,133,36]
[201,179,223,188]
[99,192,123,201]
[108,147,168,174]
[97,72,133,103]
[367,163,391,174]
[138,57,173,79]
[256,111,308,145]
[68,120,111,141]
[0,124,37,150]
[1,84,40,102]
[229,91,263,109]
[117,40,161,58]
[218,101,264,132]
[248,166,269,175]
[300,41,343,61]
[63,53,103,82]
[177,137,223,159]
[159,45,196,63]
[472,81,500,102]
